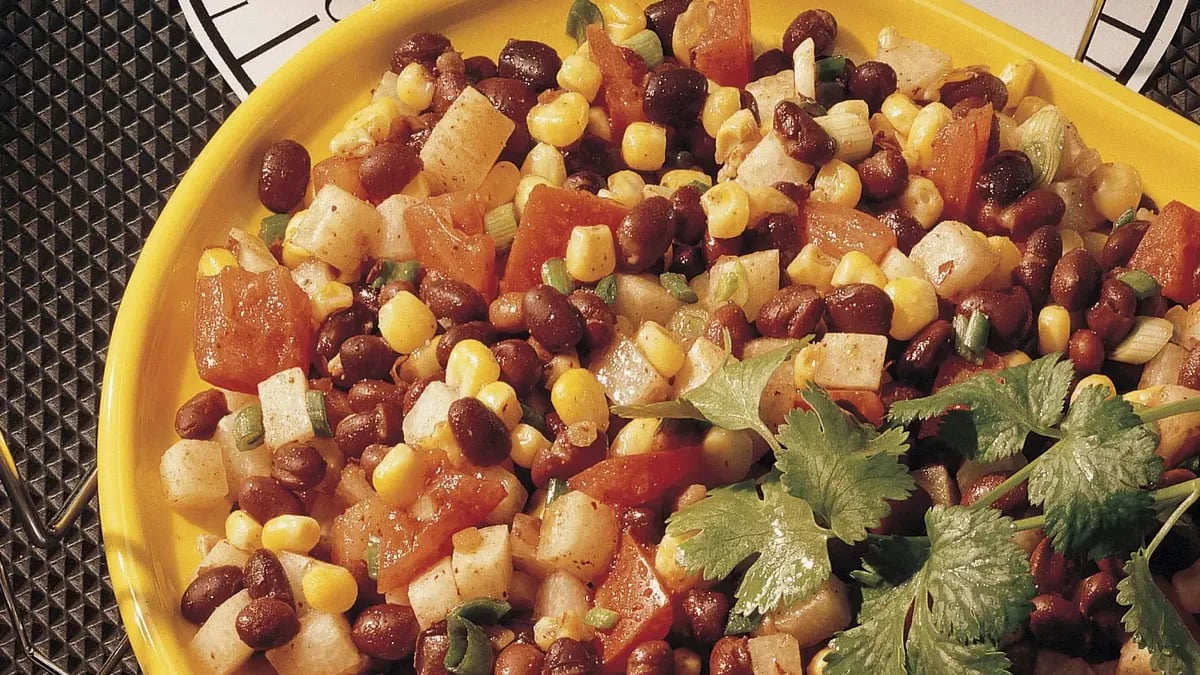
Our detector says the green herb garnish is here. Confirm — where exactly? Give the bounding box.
[259,213,290,248]
[565,0,603,45]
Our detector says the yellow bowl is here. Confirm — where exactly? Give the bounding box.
[98,0,1200,671]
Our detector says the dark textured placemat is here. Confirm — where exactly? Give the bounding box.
[0,1,1196,673]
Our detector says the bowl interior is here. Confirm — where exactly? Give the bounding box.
[98,0,1200,671]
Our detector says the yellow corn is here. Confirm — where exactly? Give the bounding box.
[812,159,863,208]
[1071,374,1116,404]
[601,170,645,209]
[373,443,427,508]
[984,235,1022,289]
[225,510,263,550]
[832,251,888,289]
[747,186,799,225]
[1089,163,1143,222]
[510,423,551,468]
[701,181,750,238]
[527,92,590,147]
[786,244,838,292]
[339,97,404,150]
[714,109,760,165]
[700,427,754,483]
[198,248,237,277]
[261,514,321,554]
[565,224,617,283]
[828,99,870,121]
[515,175,552,218]
[881,93,920,135]
[301,562,359,614]
[1124,386,1164,408]
[1001,350,1033,368]
[329,126,376,159]
[1037,305,1071,355]
[905,102,951,170]
[654,531,700,592]
[622,121,668,171]
[446,339,502,397]
[702,86,742,138]
[884,276,939,340]
[635,321,686,378]
[807,647,833,675]
[477,381,522,431]
[378,291,437,354]
[281,211,310,268]
[898,176,944,229]
[551,368,610,431]
[398,334,442,381]
[396,62,435,111]
[521,143,568,187]
[793,343,824,389]
[544,351,582,389]
[534,613,595,652]
[998,59,1036,105]
[610,418,660,457]
[587,105,613,142]
[675,649,703,675]
[660,169,712,191]
[311,281,354,324]
[557,53,603,102]
[599,0,647,42]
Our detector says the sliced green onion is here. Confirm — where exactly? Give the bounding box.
[546,477,570,505]
[1118,270,1161,300]
[485,202,519,252]
[365,534,381,580]
[584,607,620,630]
[814,112,874,164]
[259,213,291,248]
[595,274,617,305]
[1114,207,1137,228]
[1109,317,1173,365]
[306,390,332,437]
[371,259,421,289]
[541,257,575,295]
[233,404,265,452]
[444,615,493,675]
[815,55,847,82]
[799,101,828,118]
[954,310,990,364]
[452,598,512,625]
[713,261,749,306]
[565,0,603,44]
[725,611,762,636]
[621,29,664,68]
[520,403,548,436]
[667,305,711,343]
[1019,105,1065,188]
[687,180,711,195]
[660,272,698,303]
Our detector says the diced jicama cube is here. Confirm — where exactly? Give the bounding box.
[266,611,365,675]
[289,259,337,300]
[419,86,516,194]
[804,333,889,391]
[227,228,279,273]
[792,38,816,100]
[747,634,804,675]
[258,367,314,450]
[292,184,386,273]
[613,273,683,327]
[479,466,528,526]
[401,380,456,444]
[908,220,999,299]
[276,551,317,615]
[875,27,953,99]
[452,524,512,601]
[1140,342,1186,388]
[160,439,230,510]
[879,247,926,281]
[213,412,273,495]
[744,71,795,131]
[673,337,731,397]
[196,539,251,575]
[408,557,463,629]
[706,249,780,320]
[189,590,253,675]
[1142,385,1200,468]
[734,132,814,192]
[533,570,591,620]
[536,491,618,583]
[333,462,378,508]
[374,194,419,261]
[589,335,672,407]
[510,514,554,579]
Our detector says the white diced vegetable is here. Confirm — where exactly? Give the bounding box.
[807,333,889,391]
[160,439,230,510]
[293,184,386,274]
[189,590,254,675]
[734,132,814,192]
[534,570,592,620]
[221,389,258,413]
[372,71,398,102]
[1140,342,1186,388]
[1142,385,1200,469]
[744,71,795,131]
[613,273,683,327]
[213,412,273,495]
[258,367,314,450]
[758,576,852,649]
[266,611,365,675]
[290,259,337,300]
[510,513,555,579]
[706,249,780,320]
[408,556,464,629]
[196,539,251,575]
[276,551,317,615]
[420,86,516,194]
[536,491,619,583]
[908,220,999,299]
[672,337,731,397]
[879,247,926,281]
[747,634,804,675]
[589,335,672,407]
[452,524,513,602]
[334,462,378,508]
[227,227,279,273]
[792,38,816,100]
[479,466,528,526]
[401,381,457,444]
[875,27,953,99]
[374,194,420,261]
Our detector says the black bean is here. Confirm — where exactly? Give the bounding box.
[316,304,375,364]
[1050,248,1102,311]
[940,71,1009,111]
[243,549,294,606]
[1002,189,1065,240]
[643,68,708,127]
[956,286,1033,353]
[1086,278,1137,347]
[271,445,327,492]
[258,140,311,213]
[563,170,606,194]
[668,244,706,279]
[180,566,244,624]
[175,389,229,440]
[645,0,691,56]
[702,232,743,267]
[709,636,753,675]
[463,55,497,82]
[977,150,1034,205]
[569,289,617,353]
[680,590,730,644]
[448,397,511,466]
[237,476,305,524]
[846,61,897,111]
[857,146,908,201]
[756,285,825,339]
[492,339,542,394]
[335,403,403,459]
[352,603,421,661]
[523,285,586,352]
[878,208,924,255]
[825,283,893,335]
[531,421,606,487]
[704,304,756,359]
[391,32,452,73]
[897,319,954,381]
[671,185,708,245]
[431,51,468,114]
[436,321,500,368]
[782,9,838,56]
[542,638,600,675]
[1028,594,1088,655]
[1100,221,1150,270]
[495,641,546,675]
[339,335,396,384]
[476,77,539,160]
[753,49,791,79]
[236,597,300,650]
[627,641,673,675]
[1068,329,1105,375]
[420,276,489,324]
[498,39,562,91]
[617,196,676,272]
[359,143,423,201]
[773,100,835,165]
[348,379,407,414]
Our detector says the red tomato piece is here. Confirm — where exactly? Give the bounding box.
[692,0,753,88]
[569,446,704,507]
[828,390,887,429]
[1128,201,1200,304]
[593,534,673,670]
[376,459,507,593]
[311,155,368,201]
[933,351,1004,392]
[800,201,897,262]
[330,496,389,569]
[404,192,497,300]
[587,24,647,140]
[927,104,993,222]
[501,185,628,293]
[193,266,314,394]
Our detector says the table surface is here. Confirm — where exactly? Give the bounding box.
[2,2,1198,673]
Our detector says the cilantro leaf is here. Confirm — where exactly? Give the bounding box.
[666,475,831,617]
[777,386,914,543]
[1117,551,1200,675]
[1028,385,1162,559]
[888,355,1074,462]
[827,506,1035,675]
[682,342,803,450]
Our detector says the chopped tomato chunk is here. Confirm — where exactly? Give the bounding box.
[693,0,754,88]
[569,446,704,507]
[501,185,628,293]
[593,534,673,670]
[800,201,897,262]
[587,24,647,139]
[829,390,887,429]
[404,192,497,300]
[311,155,368,201]
[193,266,314,393]
[1128,201,1200,304]
[928,104,993,222]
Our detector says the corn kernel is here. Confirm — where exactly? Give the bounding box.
[225,510,262,550]
[565,225,617,283]
[701,181,750,238]
[828,99,870,121]
[998,59,1036,105]
[198,248,237,277]
[551,368,610,431]
[521,143,568,186]
[808,647,833,675]
[477,381,522,431]
[446,339,502,397]
[1071,374,1116,404]
[599,0,647,42]
[527,92,590,147]
[261,514,321,554]
[832,251,888,289]
[881,93,920,135]
[311,281,354,324]
[343,97,404,145]
[1089,163,1143,222]
[905,102,951,169]
[635,321,686,378]
[793,343,824,389]
[655,531,700,592]
[675,649,703,675]
[812,159,863,208]
[1038,305,1071,355]
[373,443,427,508]
[747,187,799,226]
[379,291,437,354]
[700,428,754,483]
[478,161,523,211]
[600,170,645,209]
[621,122,668,171]
[1124,386,1164,408]
[557,53,602,102]
[898,176,944,229]
[510,423,551,468]
[425,421,463,464]
[983,235,1022,289]
[702,86,742,138]
[515,175,552,218]
[611,418,660,457]
[1001,350,1033,368]
[714,109,760,165]
[587,105,613,142]
[302,562,359,614]
[534,613,595,651]
[884,277,938,340]
[330,126,375,159]
[396,62,435,111]
[398,334,443,381]
[661,169,713,191]
[786,244,838,292]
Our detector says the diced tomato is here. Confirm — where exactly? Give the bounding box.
[193,266,314,394]
[932,351,1004,391]
[569,446,704,507]
[586,24,647,140]
[330,496,390,568]
[828,390,887,429]
[404,192,498,300]
[927,104,993,222]
[1128,201,1200,304]
[692,0,753,88]
[593,534,673,671]
[501,185,628,293]
[800,201,897,262]
[376,458,507,593]
[311,155,368,201]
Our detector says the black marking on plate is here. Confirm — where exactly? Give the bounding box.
[190,0,257,93]
[236,14,321,66]
[210,1,248,20]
